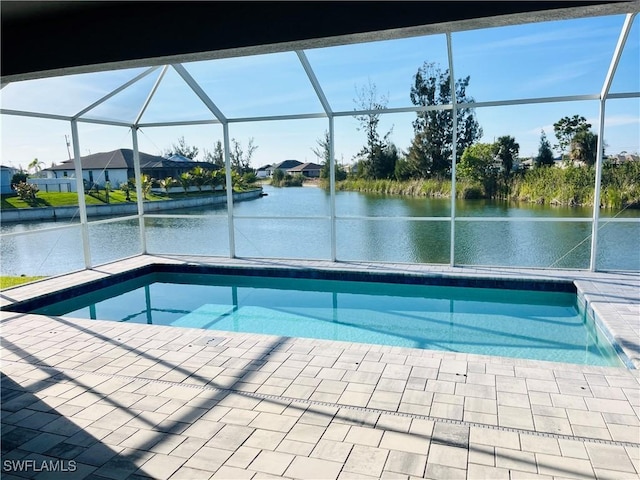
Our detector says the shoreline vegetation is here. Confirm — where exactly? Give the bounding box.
[323,162,640,209]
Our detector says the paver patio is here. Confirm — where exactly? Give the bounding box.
[1,256,639,479]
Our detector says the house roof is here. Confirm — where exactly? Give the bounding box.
[45,149,218,172]
[287,162,322,172]
[273,160,302,170]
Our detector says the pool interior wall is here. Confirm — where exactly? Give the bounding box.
[4,263,628,368]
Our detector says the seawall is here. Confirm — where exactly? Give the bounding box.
[0,189,262,223]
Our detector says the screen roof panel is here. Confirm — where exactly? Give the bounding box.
[0,67,151,118]
[452,15,627,101]
[304,34,449,112]
[182,51,325,119]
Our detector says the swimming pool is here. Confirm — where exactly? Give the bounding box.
[27,270,623,367]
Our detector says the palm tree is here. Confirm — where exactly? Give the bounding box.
[158,176,174,196]
[190,167,207,192]
[178,172,192,194]
[140,174,154,200]
[28,158,44,176]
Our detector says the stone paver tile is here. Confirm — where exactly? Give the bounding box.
[455,383,496,399]
[311,439,353,463]
[343,444,389,477]
[322,423,351,442]
[210,465,254,479]
[593,468,640,480]
[148,434,187,455]
[249,450,295,476]
[425,379,455,395]
[498,405,534,430]
[169,466,214,480]
[344,425,383,447]
[170,437,208,459]
[533,415,573,435]
[206,424,255,451]
[225,446,261,469]
[526,379,559,394]
[380,430,430,455]
[585,443,637,473]
[277,438,315,456]
[298,406,338,428]
[431,422,469,449]
[181,419,224,439]
[119,428,161,450]
[384,450,427,476]
[184,445,233,471]
[509,472,553,480]
[249,412,297,433]
[603,412,640,426]
[427,443,467,469]
[465,411,498,425]
[338,391,372,407]
[375,414,412,433]
[497,391,530,408]
[495,447,537,473]
[401,390,434,407]
[567,409,606,428]
[20,432,67,454]
[466,463,510,480]
[551,393,587,410]
[284,456,343,480]
[558,439,589,460]
[465,396,497,415]
[531,404,567,418]
[529,391,553,407]
[220,408,260,426]
[585,398,635,415]
[244,430,286,451]
[136,453,186,480]
[424,463,466,480]
[608,424,640,443]
[469,443,494,466]
[535,453,595,479]
[376,378,407,394]
[74,442,122,466]
[496,376,527,394]
[519,434,560,455]
[469,427,520,450]
[285,423,326,444]
[429,402,463,421]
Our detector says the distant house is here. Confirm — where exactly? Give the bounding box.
[286,162,322,178]
[256,164,272,178]
[0,165,18,194]
[43,149,218,188]
[265,160,303,177]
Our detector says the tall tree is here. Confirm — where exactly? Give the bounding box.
[203,140,225,168]
[570,130,600,166]
[312,131,347,181]
[535,130,555,167]
[458,143,496,184]
[493,135,519,178]
[407,62,482,178]
[230,137,257,174]
[553,115,591,157]
[165,136,199,160]
[353,80,395,179]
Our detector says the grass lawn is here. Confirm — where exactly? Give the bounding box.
[1,188,247,210]
[1,192,104,209]
[0,276,47,289]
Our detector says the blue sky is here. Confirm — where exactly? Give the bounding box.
[1,13,638,172]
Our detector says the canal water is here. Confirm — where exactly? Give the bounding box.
[1,185,638,275]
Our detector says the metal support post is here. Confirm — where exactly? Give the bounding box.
[70,119,92,269]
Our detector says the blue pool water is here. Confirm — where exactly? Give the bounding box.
[34,273,622,366]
